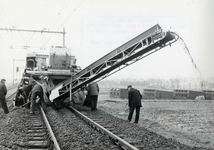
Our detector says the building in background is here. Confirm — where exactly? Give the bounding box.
[143,88,173,99]
[110,88,128,99]
[173,89,203,100]
[203,90,214,100]
[109,87,213,100]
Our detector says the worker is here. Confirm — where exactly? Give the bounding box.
[73,87,86,106]
[83,94,91,107]
[0,79,9,114]
[15,87,27,106]
[87,82,99,111]
[29,81,46,115]
[15,82,33,107]
[127,85,142,124]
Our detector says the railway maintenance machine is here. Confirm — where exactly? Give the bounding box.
[24,24,179,106]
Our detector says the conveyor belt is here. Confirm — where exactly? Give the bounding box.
[49,24,179,103]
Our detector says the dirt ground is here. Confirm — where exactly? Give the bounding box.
[97,94,214,149]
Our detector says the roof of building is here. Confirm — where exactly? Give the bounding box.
[173,89,202,92]
[143,87,173,92]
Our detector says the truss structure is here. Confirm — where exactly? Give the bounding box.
[49,24,179,102]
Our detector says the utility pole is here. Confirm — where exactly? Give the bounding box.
[0,27,66,47]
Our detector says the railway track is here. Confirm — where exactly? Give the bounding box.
[5,87,140,149]
[26,105,61,150]
[6,86,17,101]
[4,89,61,150]
[67,106,141,150]
[3,87,206,149]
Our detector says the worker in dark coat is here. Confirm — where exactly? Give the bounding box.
[87,82,99,111]
[0,79,9,114]
[29,81,46,114]
[127,85,142,124]
[15,88,26,106]
[15,83,33,107]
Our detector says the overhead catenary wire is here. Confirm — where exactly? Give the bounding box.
[42,0,85,47]
[0,20,12,45]
[0,1,84,49]
[45,0,67,45]
[51,0,67,30]
[25,31,36,48]
[45,0,59,29]
[0,27,65,50]
[18,31,27,45]
[0,35,10,47]
[57,0,85,30]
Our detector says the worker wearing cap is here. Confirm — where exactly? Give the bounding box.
[0,79,9,114]
[127,85,142,124]
[29,81,46,114]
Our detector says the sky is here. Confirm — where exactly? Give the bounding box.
[0,0,214,85]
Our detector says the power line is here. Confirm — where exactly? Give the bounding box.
[18,31,27,45]
[26,32,35,47]
[45,0,59,28]
[0,35,10,46]
[42,0,85,47]
[0,28,65,34]
[45,0,67,46]
[58,0,85,30]
[0,20,11,44]
[0,28,66,48]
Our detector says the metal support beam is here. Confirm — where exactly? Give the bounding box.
[0,27,66,47]
[0,28,65,34]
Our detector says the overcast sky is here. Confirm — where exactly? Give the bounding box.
[0,0,213,85]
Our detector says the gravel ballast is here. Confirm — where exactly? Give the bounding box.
[0,98,213,149]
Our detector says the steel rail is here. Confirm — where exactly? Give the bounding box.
[6,86,17,99]
[6,91,16,100]
[67,106,139,150]
[6,87,18,107]
[39,106,61,150]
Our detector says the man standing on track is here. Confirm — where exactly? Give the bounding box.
[0,79,9,114]
[127,85,142,124]
[87,82,99,111]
